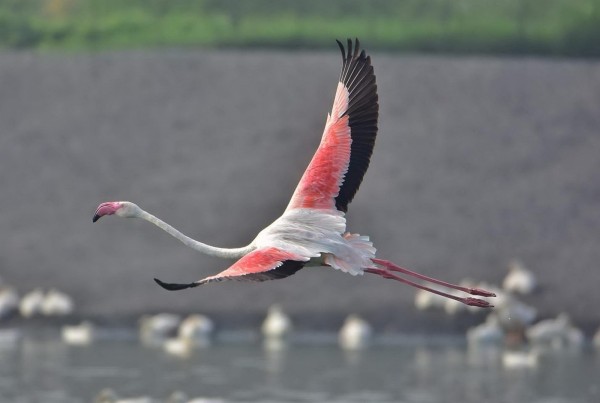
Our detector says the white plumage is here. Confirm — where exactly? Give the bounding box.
[414,288,447,311]
[61,321,95,345]
[338,314,373,350]
[526,313,583,348]
[261,304,292,339]
[254,209,375,276]
[503,260,537,295]
[162,314,215,357]
[41,288,74,316]
[502,349,539,369]
[178,314,215,341]
[139,313,181,347]
[19,288,45,318]
[93,388,156,403]
[467,314,503,345]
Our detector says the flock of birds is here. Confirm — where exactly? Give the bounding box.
[94,389,223,403]
[59,305,374,354]
[416,260,597,369]
[2,261,600,357]
[0,275,374,352]
[0,284,74,320]
[2,261,600,401]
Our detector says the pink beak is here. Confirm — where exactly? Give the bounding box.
[93,202,121,222]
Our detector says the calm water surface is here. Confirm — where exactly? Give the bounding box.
[0,330,598,403]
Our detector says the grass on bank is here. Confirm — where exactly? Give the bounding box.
[0,0,599,56]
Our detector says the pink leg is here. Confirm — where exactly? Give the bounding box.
[372,258,496,298]
[364,268,493,308]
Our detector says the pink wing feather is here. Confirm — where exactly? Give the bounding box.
[154,247,308,290]
[287,39,379,213]
[197,247,307,284]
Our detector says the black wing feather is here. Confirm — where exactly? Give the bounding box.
[334,38,379,213]
[154,260,306,291]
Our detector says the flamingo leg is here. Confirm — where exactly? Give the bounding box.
[372,258,496,298]
[364,268,494,308]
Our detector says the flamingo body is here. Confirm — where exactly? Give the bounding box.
[154,39,378,288]
[94,39,494,309]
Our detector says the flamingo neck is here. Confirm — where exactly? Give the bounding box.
[137,210,254,259]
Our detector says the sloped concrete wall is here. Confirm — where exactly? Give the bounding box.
[1,50,599,331]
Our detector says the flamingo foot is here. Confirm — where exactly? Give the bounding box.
[468,288,497,298]
[463,297,494,308]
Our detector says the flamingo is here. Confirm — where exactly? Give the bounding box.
[93,39,495,308]
[61,321,96,345]
[338,314,373,350]
[502,259,537,295]
[261,304,293,339]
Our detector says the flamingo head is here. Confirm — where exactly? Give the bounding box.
[93,201,141,222]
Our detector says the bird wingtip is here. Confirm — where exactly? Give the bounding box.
[153,278,195,291]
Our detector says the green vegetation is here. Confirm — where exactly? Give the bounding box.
[1,0,599,56]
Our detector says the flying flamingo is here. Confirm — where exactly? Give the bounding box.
[93,39,495,308]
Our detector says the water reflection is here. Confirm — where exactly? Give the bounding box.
[0,331,598,402]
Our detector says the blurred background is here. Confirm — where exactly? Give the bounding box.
[1,1,600,402]
[1,0,600,56]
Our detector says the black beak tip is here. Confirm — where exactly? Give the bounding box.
[92,214,100,223]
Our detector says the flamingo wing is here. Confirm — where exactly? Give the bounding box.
[154,247,308,290]
[287,38,379,213]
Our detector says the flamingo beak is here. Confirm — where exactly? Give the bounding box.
[93,202,122,222]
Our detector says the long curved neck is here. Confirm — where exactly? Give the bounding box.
[137,210,254,259]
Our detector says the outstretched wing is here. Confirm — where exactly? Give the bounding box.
[287,38,379,213]
[154,247,308,290]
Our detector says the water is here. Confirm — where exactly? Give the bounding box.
[0,330,598,403]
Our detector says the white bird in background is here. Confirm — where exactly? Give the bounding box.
[93,388,156,403]
[414,287,447,311]
[162,314,215,356]
[467,314,503,345]
[167,392,225,403]
[0,286,19,320]
[139,313,181,347]
[19,288,45,318]
[564,325,585,348]
[163,337,195,358]
[261,304,292,340]
[165,392,189,403]
[502,349,539,369]
[526,314,569,344]
[93,39,494,309]
[41,288,74,316]
[494,292,537,332]
[61,321,96,345]
[526,313,583,348]
[178,314,215,342]
[338,314,373,350]
[502,259,537,295]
